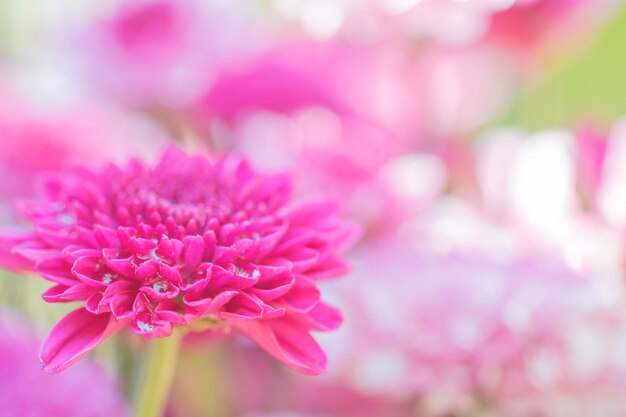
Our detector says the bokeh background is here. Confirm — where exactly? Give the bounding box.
[2,0,626,416]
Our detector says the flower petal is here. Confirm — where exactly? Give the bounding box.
[220,292,264,321]
[280,276,320,313]
[39,308,124,373]
[306,255,351,280]
[0,230,37,270]
[42,283,94,303]
[301,301,343,331]
[236,319,327,375]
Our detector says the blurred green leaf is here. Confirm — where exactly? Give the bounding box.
[506,4,626,129]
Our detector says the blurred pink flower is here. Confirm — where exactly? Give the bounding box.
[0,147,356,374]
[0,310,128,417]
[197,41,419,143]
[272,0,593,49]
[198,40,512,145]
[194,41,510,235]
[243,413,325,417]
[319,238,626,416]
[76,0,266,108]
[487,0,589,51]
[588,119,626,230]
[194,41,413,234]
[574,125,609,208]
[474,127,626,286]
[289,379,415,417]
[0,86,165,202]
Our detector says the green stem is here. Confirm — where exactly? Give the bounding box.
[134,331,183,417]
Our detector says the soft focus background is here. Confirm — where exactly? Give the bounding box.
[2,0,626,416]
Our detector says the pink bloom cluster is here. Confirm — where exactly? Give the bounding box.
[77,0,265,107]
[0,85,164,202]
[318,239,626,416]
[0,147,354,374]
[191,40,513,237]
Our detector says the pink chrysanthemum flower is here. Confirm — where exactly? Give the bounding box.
[0,147,355,374]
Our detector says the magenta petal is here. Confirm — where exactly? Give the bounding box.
[34,225,77,247]
[140,281,179,301]
[281,276,320,313]
[158,263,181,283]
[282,200,339,228]
[179,263,212,291]
[156,237,184,262]
[100,281,139,319]
[62,245,101,263]
[302,301,343,331]
[39,308,124,373]
[220,292,264,321]
[85,292,104,313]
[237,319,327,375]
[210,264,257,290]
[110,293,136,319]
[42,283,94,302]
[182,235,204,268]
[13,246,58,265]
[102,249,135,275]
[0,230,37,270]
[183,289,238,316]
[36,256,78,286]
[280,248,320,272]
[93,210,116,227]
[127,236,157,256]
[252,224,288,259]
[306,255,351,280]
[72,256,107,288]
[261,306,287,320]
[75,226,99,247]
[93,224,120,248]
[276,229,319,254]
[134,259,159,279]
[155,300,187,325]
[202,230,217,260]
[212,245,238,264]
[328,221,362,251]
[250,277,294,301]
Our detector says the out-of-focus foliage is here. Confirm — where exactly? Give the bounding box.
[508,4,626,129]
